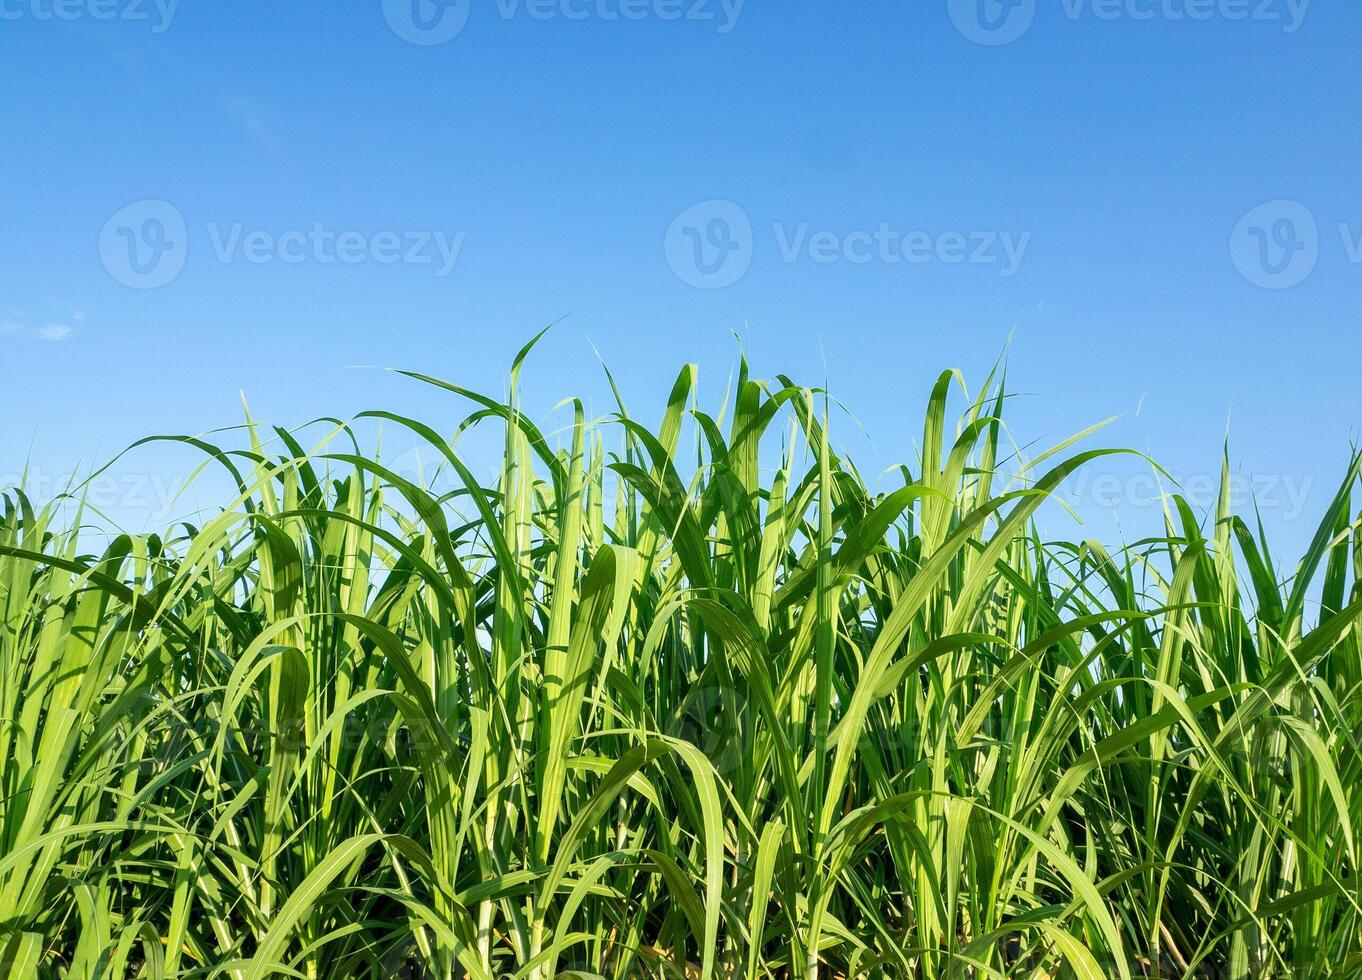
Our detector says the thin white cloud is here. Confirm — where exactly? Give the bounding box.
[37,324,73,342]
[221,93,281,154]
[2,318,76,342]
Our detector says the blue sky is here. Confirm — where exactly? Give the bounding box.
[2,0,1358,556]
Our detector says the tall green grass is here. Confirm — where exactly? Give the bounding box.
[1,340,1359,978]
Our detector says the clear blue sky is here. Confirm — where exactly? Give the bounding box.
[2,1,1358,556]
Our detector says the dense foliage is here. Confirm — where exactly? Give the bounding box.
[2,343,1360,978]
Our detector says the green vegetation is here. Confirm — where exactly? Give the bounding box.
[2,339,1359,978]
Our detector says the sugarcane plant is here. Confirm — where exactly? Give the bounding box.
[0,336,1359,978]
